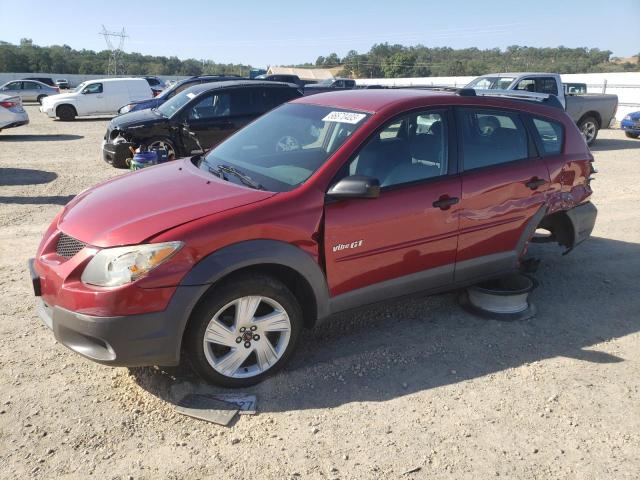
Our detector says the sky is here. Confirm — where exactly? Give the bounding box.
[1,0,639,66]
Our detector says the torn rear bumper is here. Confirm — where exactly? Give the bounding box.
[567,201,597,247]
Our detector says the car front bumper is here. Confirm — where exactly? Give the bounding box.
[621,119,640,134]
[102,140,135,166]
[30,258,205,367]
[39,105,56,117]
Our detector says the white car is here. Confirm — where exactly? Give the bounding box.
[0,94,29,132]
[40,78,153,121]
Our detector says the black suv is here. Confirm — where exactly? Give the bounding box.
[103,81,302,168]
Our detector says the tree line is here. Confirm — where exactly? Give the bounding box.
[315,44,639,78]
[0,39,250,77]
[1,39,638,78]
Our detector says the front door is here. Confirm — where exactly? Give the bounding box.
[183,91,237,152]
[79,83,106,114]
[454,107,551,282]
[323,109,461,302]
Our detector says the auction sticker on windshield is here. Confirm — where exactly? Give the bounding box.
[322,111,367,124]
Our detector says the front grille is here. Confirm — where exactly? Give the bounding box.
[56,233,86,259]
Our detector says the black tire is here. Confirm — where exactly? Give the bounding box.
[184,274,303,388]
[37,95,47,105]
[57,104,76,121]
[578,116,599,145]
[111,155,130,169]
[625,131,639,139]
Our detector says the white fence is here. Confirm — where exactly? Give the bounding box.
[356,72,640,121]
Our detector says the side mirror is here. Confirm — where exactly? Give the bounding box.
[327,175,380,199]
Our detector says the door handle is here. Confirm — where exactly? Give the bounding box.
[525,177,546,190]
[432,195,459,210]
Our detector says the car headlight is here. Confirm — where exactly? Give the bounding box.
[119,104,133,114]
[81,241,183,287]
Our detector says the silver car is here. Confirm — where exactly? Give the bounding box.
[0,79,59,104]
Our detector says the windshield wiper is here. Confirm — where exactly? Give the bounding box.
[217,164,264,190]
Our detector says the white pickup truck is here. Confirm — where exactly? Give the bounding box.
[466,72,618,145]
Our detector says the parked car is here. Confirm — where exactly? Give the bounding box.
[256,73,304,88]
[565,82,587,94]
[621,111,640,138]
[103,80,302,168]
[39,78,152,121]
[304,78,356,95]
[55,79,70,89]
[0,94,29,132]
[143,76,165,96]
[23,76,56,87]
[466,72,618,144]
[31,88,597,387]
[117,75,245,114]
[0,80,60,104]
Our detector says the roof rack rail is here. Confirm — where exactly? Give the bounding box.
[471,89,563,109]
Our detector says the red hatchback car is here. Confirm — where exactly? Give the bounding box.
[31,88,597,387]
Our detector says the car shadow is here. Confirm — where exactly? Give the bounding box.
[590,137,640,151]
[0,134,84,142]
[0,195,74,205]
[53,117,113,122]
[0,167,57,186]
[128,235,640,412]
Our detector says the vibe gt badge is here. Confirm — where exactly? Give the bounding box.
[332,240,363,253]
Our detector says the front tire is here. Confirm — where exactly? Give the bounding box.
[148,138,176,161]
[57,105,76,121]
[625,131,639,139]
[184,274,303,388]
[578,116,599,145]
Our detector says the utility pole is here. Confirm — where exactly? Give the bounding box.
[100,25,128,76]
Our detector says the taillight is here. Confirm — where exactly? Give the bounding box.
[0,100,18,109]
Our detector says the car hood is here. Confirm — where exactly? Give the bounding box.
[627,112,640,120]
[109,108,166,130]
[58,158,275,247]
[42,92,76,104]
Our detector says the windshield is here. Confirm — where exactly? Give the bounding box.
[467,76,515,90]
[157,89,198,117]
[199,103,370,192]
[73,82,87,93]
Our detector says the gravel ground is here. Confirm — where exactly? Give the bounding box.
[1,105,639,480]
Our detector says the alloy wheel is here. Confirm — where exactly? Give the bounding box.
[202,295,292,379]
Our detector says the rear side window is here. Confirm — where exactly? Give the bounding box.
[532,118,563,156]
[457,108,529,170]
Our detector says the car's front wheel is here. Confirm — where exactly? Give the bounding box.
[185,274,303,388]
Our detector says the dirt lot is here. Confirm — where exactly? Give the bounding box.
[1,105,639,480]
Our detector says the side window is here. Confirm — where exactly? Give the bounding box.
[231,89,264,116]
[347,111,448,187]
[514,78,536,93]
[23,81,40,89]
[188,93,231,120]
[538,78,558,95]
[263,88,297,110]
[532,118,564,156]
[83,83,103,94]
[457,108,529,170]
[6,81,22,90]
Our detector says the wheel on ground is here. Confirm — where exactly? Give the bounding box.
[184,274,303,388]
[57,105,76,121]
[578,116,599,145]
[625,131,639,139]
[37,95,47,105]
[148,138,176,161]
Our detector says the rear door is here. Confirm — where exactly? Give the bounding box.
[454,107,551,282]
[21,81,41,102]
[323,109,461,299]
